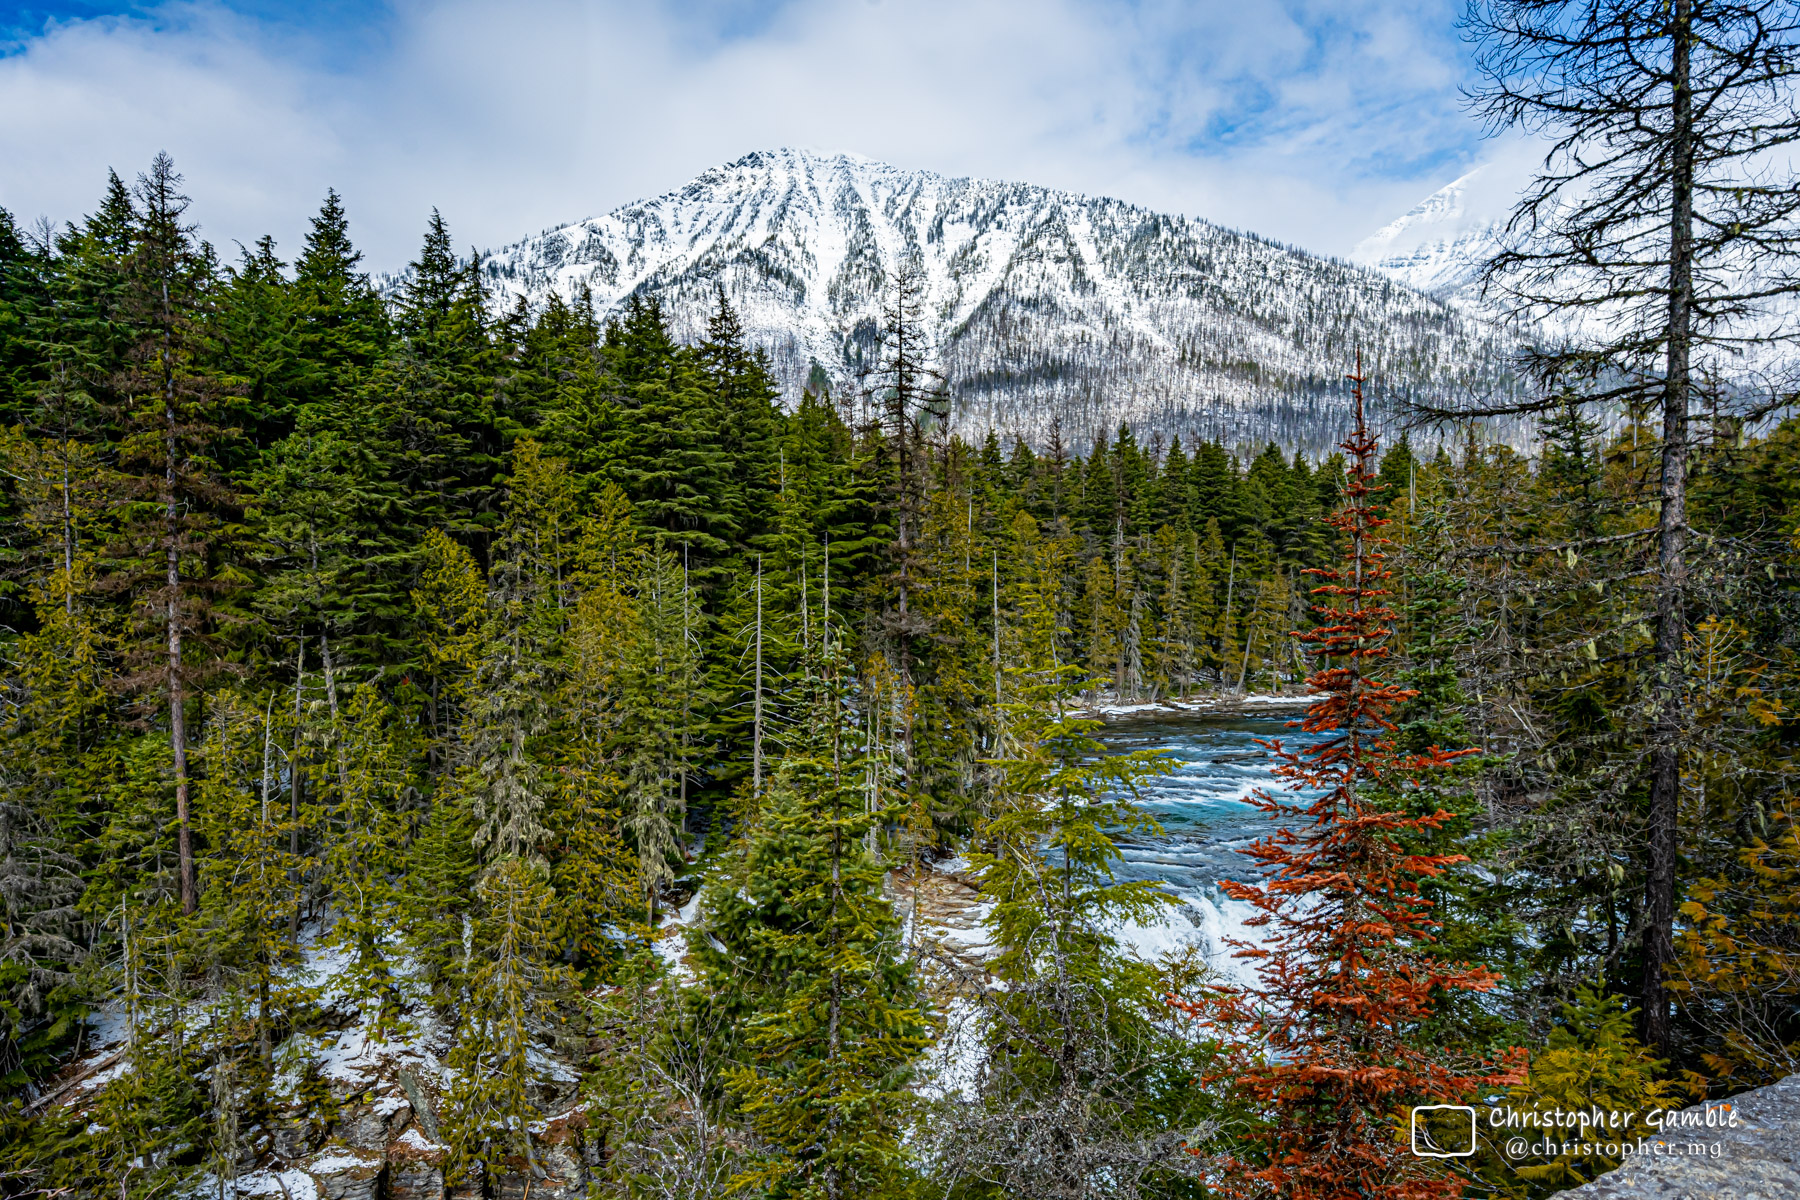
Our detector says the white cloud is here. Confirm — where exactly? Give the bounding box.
[0,0,1524,271]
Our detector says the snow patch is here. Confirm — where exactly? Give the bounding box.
[918,998,986,1101]
[305,1150,381,1175]
[233,1168,322,1200]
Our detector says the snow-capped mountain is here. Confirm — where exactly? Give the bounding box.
[1351,169,1507,309]
[459,149,1521,451]
[1357,164,1796,383]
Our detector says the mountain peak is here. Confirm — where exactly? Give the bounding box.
[470,151,1514,451]
[1352,168,1510,305]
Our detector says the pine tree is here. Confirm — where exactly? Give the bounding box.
[557,482,643,959]
[1463,0,1800,1051]
[1170,371,1524,1200]
[692,649,928,1200]
[1483,985,1678,1193]
[100,154,244,915]
[699,286,783,561]
[912,472,987,830]
[0,206,34,425]
[374,211,503,549]
[927,532,1215,1197]
[413,528,487,764]
[290,189,388,409]
[443,855,570,1183]
[217,234,301,450]
[605,296,737,568]
[320,684,415,1026]
[617,540,705,921]
[0,552,100,1084]
[193,691,311,1081]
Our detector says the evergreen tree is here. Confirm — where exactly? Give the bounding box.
[216,234,301,451]
[1170,379,1524,1200]
[290,189,388,408]
[100,154,244,915]
[1464,0,1800,1051]
[617,540,706,920]
[0,207,33,424]
[605,296,737,567]
[691,648,927,1200]
[372,211,503,549]
[927,529,1214,1197]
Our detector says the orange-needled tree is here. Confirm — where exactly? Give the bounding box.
[1172,362,1524,1200]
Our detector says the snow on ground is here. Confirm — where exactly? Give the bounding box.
[233,1167,323,1200]
[81,1006,131,1052]
[652,888,706,979]
[75,1056,129,1093]
[917,997,986,1100]
[1081,692,1314,719]
[297,1151,379,1176]
[57,916,459,1114]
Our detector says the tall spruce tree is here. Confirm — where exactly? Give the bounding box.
[102,154,243,915]
[691,646,927,1200]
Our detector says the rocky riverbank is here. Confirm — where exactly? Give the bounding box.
[1073,690,1314,722]
[1561,1073,1800,1198]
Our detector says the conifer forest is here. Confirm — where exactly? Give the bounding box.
[9,6,1800,1199]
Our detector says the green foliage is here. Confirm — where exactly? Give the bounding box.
[5,154,1797,1200]
[689,655,928,1199]
[442,856,573,1184]
[1479,986,1679,1195]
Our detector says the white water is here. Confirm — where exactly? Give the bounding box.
[1095,712,1328,986]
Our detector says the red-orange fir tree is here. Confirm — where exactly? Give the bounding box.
[1172,363,1524,1200]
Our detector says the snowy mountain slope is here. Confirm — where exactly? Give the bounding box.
[447,149,1523,451]
[1357,166,1799,386]
[1351,168,1507,309]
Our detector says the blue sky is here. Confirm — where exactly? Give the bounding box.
[0,0,1526,269]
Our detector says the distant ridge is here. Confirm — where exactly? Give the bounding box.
[401,149,1522,452]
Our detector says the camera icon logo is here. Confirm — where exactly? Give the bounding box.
[1410,1105,1478,1157]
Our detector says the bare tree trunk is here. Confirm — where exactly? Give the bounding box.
[680,544,690,828]
[260,694,276,1073]
[1237,602,1259,694]
[827,747,844,1200]
[290,637,305,937]
[59,399,75,614]
[321,632,351,801]
[753,556,764,797]
[164,276,195,915]
[1221,542,1237,689]
[993,548,1002,737]
[1643,0,1695,1055]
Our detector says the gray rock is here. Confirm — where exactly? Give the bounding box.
[332,1107,390,1151]
[531,1141,587,1200]
[399,1069,442,1142]
[304,1150,386,1200]
[272,1116,320,1161]
[444,1162,484,1200]
[387,1163,445,1200]
[1562,1073,1800,1198]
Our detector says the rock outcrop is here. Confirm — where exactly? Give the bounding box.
[1562,1074,1800,1198]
